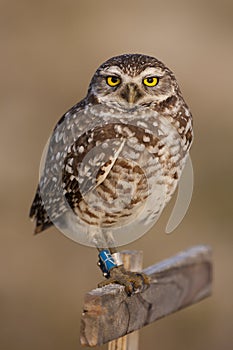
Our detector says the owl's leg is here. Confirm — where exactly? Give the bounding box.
[97,247,150,296]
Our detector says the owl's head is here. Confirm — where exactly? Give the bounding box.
[88,54,181,110]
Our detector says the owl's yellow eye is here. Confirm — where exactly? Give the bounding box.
[106,76,121,87]
[143,77,159,87]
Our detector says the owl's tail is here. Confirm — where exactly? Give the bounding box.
[29,185,53,234]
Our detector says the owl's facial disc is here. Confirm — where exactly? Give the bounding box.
[93,65,175,109]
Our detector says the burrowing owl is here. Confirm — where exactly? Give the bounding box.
[30,54,193,294]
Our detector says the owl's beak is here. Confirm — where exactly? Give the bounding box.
[120,83,142,105]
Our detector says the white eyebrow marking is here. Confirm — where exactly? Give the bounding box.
[140,67,164,77]
[102,66,122,76]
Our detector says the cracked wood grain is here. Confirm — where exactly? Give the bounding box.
[80,245,212,347]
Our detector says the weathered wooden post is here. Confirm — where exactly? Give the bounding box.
[80,245,212,348]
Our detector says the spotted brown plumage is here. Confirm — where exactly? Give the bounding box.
[30,54,193,294]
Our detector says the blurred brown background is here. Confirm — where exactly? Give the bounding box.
[1,0,233,349]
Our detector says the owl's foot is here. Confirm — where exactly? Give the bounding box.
[98,265,150,296]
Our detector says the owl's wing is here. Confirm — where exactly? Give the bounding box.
[29,103,126,233]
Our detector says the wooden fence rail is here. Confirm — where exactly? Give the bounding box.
[80,245,212,347]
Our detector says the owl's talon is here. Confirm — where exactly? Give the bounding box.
[98,265,150,296]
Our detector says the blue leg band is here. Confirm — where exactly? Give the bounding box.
[98,249,117,278]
